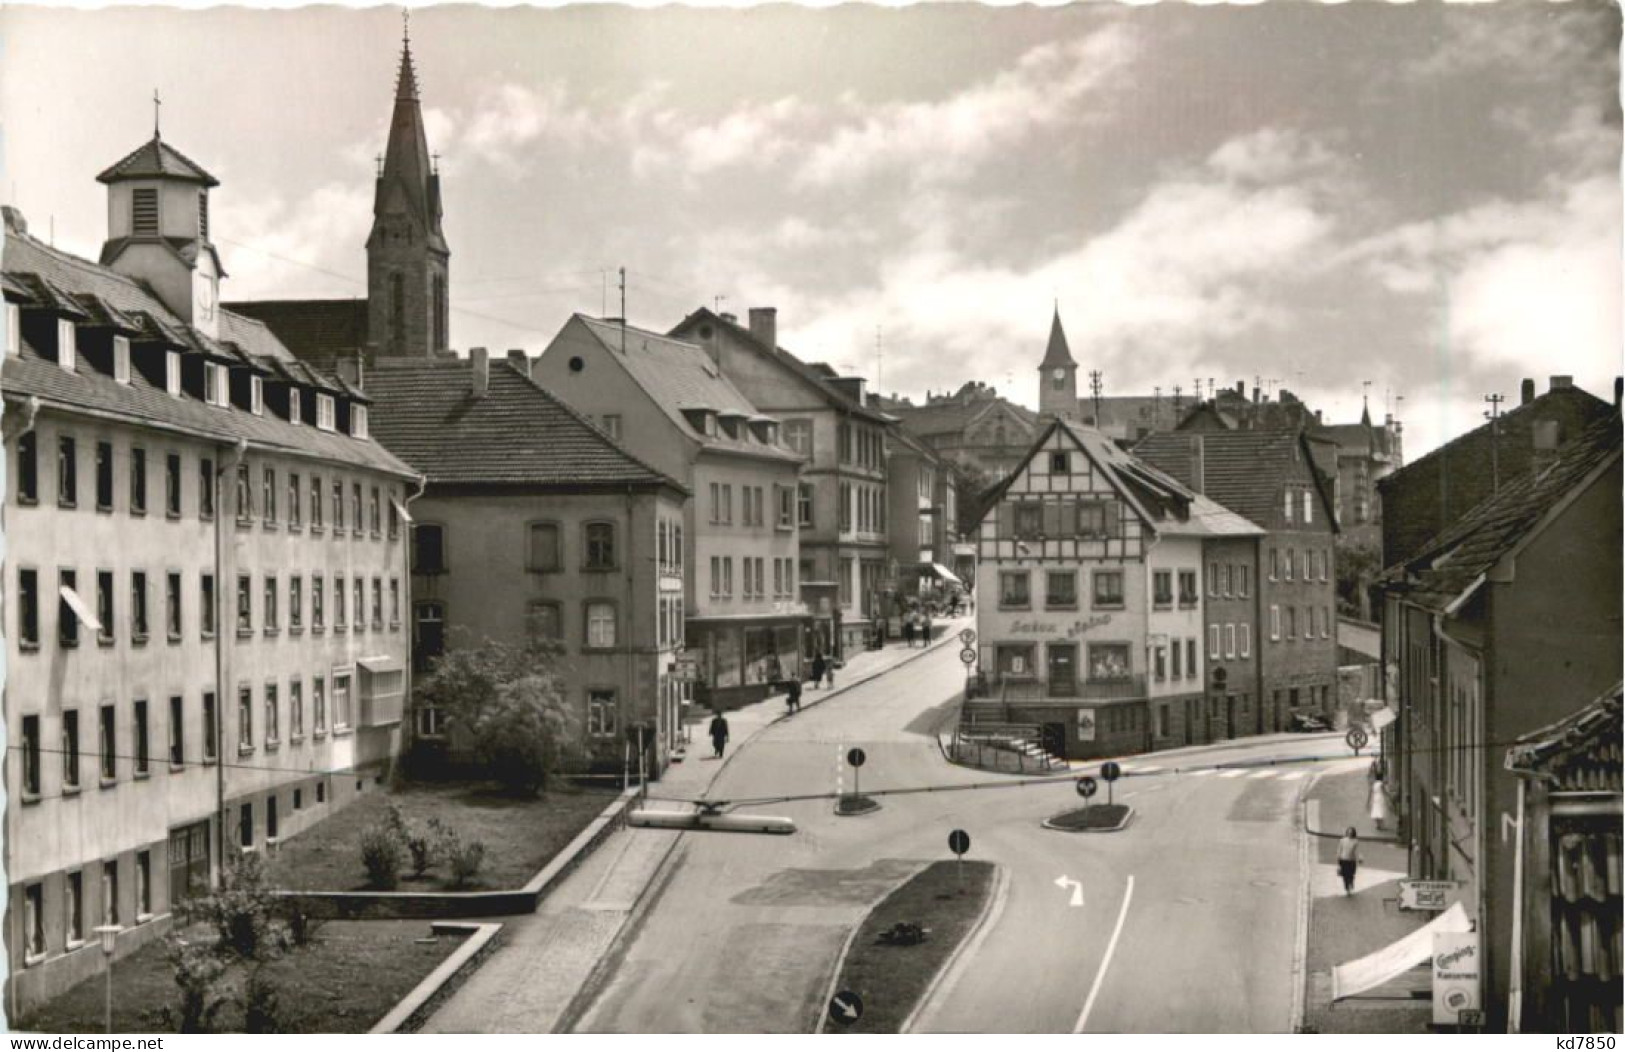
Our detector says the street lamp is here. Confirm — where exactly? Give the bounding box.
[92,924,121,1033]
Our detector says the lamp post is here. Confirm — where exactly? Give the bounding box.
[93,924,121,1033]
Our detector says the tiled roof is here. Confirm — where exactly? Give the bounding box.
[2,229,406,474]
[891,394,1039,440]
[223,298,370,374]
[1379,413,1622,611]
[95,135,219,187]
[1134,427,1336,529]
[670,307,894,424]
[1076,394,1185,434]
[363,357,682,490]
[573,316,801,464]
[1507,682,1622,794]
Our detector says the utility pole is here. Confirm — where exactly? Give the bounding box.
[618,267,627,355]
[1089,370,1104,426]
[1172,385,1183,414]
[1153,386,1162,428]
[1484,393,1505,492]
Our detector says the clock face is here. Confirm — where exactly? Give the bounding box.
[1053,367,1067,381]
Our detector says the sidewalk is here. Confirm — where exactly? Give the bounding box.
[422,617,970,1033]
[1300,764,1432,1034]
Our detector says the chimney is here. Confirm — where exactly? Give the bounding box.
[506,349,530,379]
[336,351,363,388]
[471,347,489,398]
[1550,375,1574,392]
[1614,376,1622,410]
[1,205,25,235]
[829,376,867,404]
[748,307,778,350]
[1252,385,1260,404]
[1188,434,1206,494]
[1521,378,1536,406]
[1236,380,1245,397]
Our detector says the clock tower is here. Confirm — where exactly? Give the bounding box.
[1037,305,1078,422]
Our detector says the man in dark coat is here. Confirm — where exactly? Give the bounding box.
[709,711,730,759]
[811,654,827,690]
[785,677,802,714]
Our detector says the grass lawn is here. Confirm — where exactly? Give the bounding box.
[15,920,466,1034]
[836,795,880,816]
[1047,803,1132,831]
[826,860,996,1034]
[267,782,619,892]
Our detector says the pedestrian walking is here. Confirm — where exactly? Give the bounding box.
[811,653,827,691]
[1369,778,1392,831]
[785,677,802,714]
[824,659,836,690]
[1337,827,1362,895]
[708,711,730,760]
[903,618,916,648]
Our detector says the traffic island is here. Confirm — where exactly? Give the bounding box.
[836,794,882,816]
[1043,803,1135,833]
[820,860,996,1033]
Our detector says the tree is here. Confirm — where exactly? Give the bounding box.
[1335,537,1384,621]
[415,628,579,795]
[949,458,999,538]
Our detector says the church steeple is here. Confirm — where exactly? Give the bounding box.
[1037,303,1078,422]
[367,12,450,357]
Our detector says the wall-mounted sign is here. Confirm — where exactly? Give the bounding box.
[1006,614,1114,639]
[1432,932,1481,1025]
[1076,708,1097,742]
[1400,880,1460,912]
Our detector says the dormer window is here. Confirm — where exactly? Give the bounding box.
[316,394,336,432]
[132,188,159,236]
[250,376,264,416]
[288,389,303,426]
[205,362,229,407]
[56,319,77,372]
[165,352,182,396]
[350,405,369,440]
[113,337,131,384]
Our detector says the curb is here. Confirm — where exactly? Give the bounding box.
[1289,766,1329,1034]
[1041,806,1136,834]
[811,861,930,1034]
[902,862,1010,1034]
[371,921,503,1034]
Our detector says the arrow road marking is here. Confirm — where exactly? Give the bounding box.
[1074,875,1135,1034]
[1054,874,1086,907]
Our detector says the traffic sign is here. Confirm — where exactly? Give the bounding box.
[1100,761,1122,782]
[959,646,977,666]
[828,990,864,1026]
[948,829,970,856]
[847,747,867,769]
[1346,726,1370,754]
[958,627,977,646]
[1076,776,1098,799]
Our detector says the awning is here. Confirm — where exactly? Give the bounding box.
[390,498,414,525]
[922,563,964,587]
[357,655,403,674]
[1332,901,1471,1000]
[59,585,102,634]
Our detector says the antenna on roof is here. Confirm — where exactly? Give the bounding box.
[713,294,727,313]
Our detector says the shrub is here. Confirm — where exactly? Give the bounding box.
[242,967,283,1034]
[281,903,327,947]
[360,822,405,890]
[152,938,229,1033]
[446,838,486,889]
[183,853,286,962]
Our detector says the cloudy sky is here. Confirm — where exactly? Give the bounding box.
[2,1,1619,458]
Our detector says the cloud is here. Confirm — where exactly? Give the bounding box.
[215,181,374,298]
[429,83,600,176]
[1408,4,1617,85]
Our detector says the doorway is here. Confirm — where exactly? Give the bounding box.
[1047,644,1077,697]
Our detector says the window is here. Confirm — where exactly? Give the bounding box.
[1285,548,1295,581]
[798,483,814,528]
[264,682,279,747]
[585,522,616,570]
[205,362,229,406]
[166,571,182,640]
[1303,490,1313,524]
[312,576,326,630]
[1153,570,1172,607]
[784,419,813,457]
[412,523,445,573]
[588,689,618,737]
[1074,500,1116,538]
[1014,502,1043,539]
[313,677,327,736]
[21,714,41,796]
[1092,570,1124,608]
[198,457,214,519]
[332,480,345,531]
[131,571,149,641]
[352,482,363,535]
[134,702,150,777]
[1322,606,1332,639]
[332,671,352,731]
[390,578,400,626]
[132,187,159,233]
[1087,644,1131,682]
[262,576,278,634]
[334,576,348,630]
[166,351,182,396]
[287,473,303,528]
[288,576,302,631]
[1207,562,1219,597]
[19,568,39,647]
[999,571,1031,609]
[1237,564,1251,598]
[58,435,77,507]
[372,578,383,628]
[317,393,336,431]
[169,695,185,768]
[1321,552,1330,583]
[1284,487,1296,524]
[59,568,81,647]
[98,703,117,782]
[288,389,303,426]
[1153,644,1167,682]
[237,685,255,752]
[1269,548,1279,581]
[586,602,617,649]
[1179,570,1198,606]
[96,570,115,644]
[202,692,217,763]
[388,493,401,540]
[1286,606,1297,640]
[414,603,444,672]
[370,487,381,535]
[66,871,83,946]
[1172,639,1183,679]
[289,679,303,741]
[1224,624,1237,659]
[527,522,561,572]
[4,302,18,358]
[62,709,80,789]
[1269,605,1281,641]
[24,884,44,960]
[1221,564,1233,597]
[353,577,365,632]
[17,430,38,503]
[352,403,370,440]
[235,464,252,522]
[1239,623,1252,658]
[94,441,114,511]
[239,804,253,849]
[1045,571,1077,609]
[1049,451,1069,474]
[1306,605,1316,639]
[250,376,264,416]
[136,851,152,918]
[1209,624,1221,660]
[1187,638,1196,679]
[777,485,794,530]
[528,601,563,642]
[235,574,252,634]
[127,447,148,515]
[309,476,323,531]
[57,318,77,371]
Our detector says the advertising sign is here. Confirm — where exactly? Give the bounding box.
[1400,880,1460,912]
[1432,931,1481,1025]
[669,657,701,683]
[1076,708,1097,742]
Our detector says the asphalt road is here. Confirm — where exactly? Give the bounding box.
[573,641,1350,1033]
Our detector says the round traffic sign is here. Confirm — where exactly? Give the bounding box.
[958,627,977,646]
[1076,776,1098,799]
[847,747,867,769]
[828,990,864,1026]
[948,829,971,856]
[959,646,978,666]
[1346,726,1370,752]
[1100,761,1123,783]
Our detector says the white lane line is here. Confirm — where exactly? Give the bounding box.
[1132,766,1163,775]
[1249,770,1278,780]
[1074,875,1136,1034]
[1279,771,1307,781]
[1188,769,1216,777]
[1219,769,1247,779]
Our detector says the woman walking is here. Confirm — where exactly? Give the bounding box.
[811,653,827,691]
[1337,827,1362,895]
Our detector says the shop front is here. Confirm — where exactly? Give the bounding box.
[687,614,809,710]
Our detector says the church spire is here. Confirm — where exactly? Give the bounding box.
[1037,302,1079,422]
[1039,302,1076,371]
[396,10,420,101]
